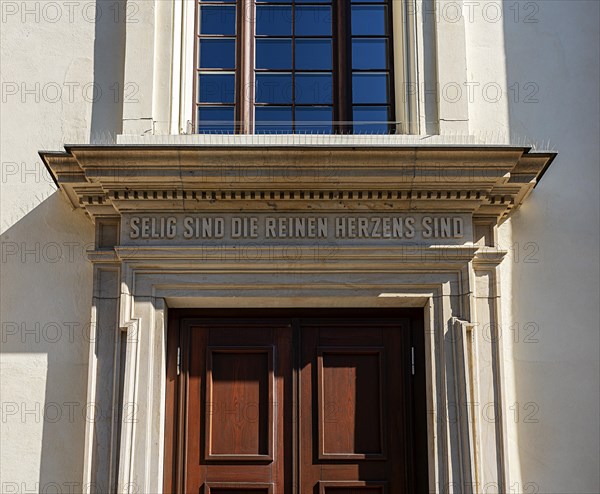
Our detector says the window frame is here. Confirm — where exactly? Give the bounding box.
[192,0,397,134]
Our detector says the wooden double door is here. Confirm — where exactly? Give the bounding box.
[164,310,428,494]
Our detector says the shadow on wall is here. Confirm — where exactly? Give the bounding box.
[504,1,600,493]
[1,1,125,491]
[0,1,127,489]
[0,193,94,492]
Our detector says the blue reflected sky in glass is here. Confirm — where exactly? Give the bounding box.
[295,40,332,69]
[198,73,235,103]
[352,73,388,103]
[255,73,293,103]
[295,6,331,36]
[199,6,236,35]
[295,73,332,104]
[351,6,387,35]
[296,107,333,133]
[253,0,335,133]
[256,39,293,69]
[353,106,389,133]
[198,106,235,133]
[255,0,331,3]
[352,39,387,69]
[255,107,293,133]
[256,6,293,36]
[199,39,236,68]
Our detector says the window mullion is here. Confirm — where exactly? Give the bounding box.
[240,0,255,133]
[335,0,351,134]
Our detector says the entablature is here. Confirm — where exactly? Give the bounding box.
[41,145,554,224]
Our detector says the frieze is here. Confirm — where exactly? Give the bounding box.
[120,213,471,246]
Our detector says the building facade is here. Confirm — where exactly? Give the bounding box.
[1,1,598,493]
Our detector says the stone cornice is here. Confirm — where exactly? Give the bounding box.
[40,145,555,222]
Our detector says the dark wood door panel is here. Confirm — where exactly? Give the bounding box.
[317,348,385,459]
[206,490,271,494]
[184,322,293,493]
[203,482,274,494]
[318,481,387,494]
[300,321,410,493]
[165,311,426,494]
[205,347,273,460]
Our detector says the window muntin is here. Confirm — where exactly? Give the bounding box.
[194,0,394,134]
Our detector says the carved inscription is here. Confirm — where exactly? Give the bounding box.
[128,215,465,241]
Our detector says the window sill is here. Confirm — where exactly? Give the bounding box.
[114,133,501,147]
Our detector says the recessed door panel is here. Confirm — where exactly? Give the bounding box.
[318,481,387,494]
[206,347,273,460]
[204,482,274,494]
[318,348,385,459]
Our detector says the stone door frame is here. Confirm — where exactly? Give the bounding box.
[41,144,555,493]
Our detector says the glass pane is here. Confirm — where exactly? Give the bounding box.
[255,73,293,103]
[199,39,236,69]
[351,6,387,35]
[199,6,236,35]
[256,39,293,69]
[295,73,332,103]
[295,39,332,69]
[353,106,390,133]
[296,107,333,133]
[296,0,331,3]
[352,39,388,69]
[255,0,292,3]
[256,6,293,36]
[198,73,235,103]
[352,73,388,103]
[198,106,235,133]
[295,6,331,36]
[255,107,293,133]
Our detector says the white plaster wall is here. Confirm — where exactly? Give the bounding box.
[0,197,94,492]
[501,1,600,492]
[458,2,599,491]
[0,1,125,491]
[2,1,599,492]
